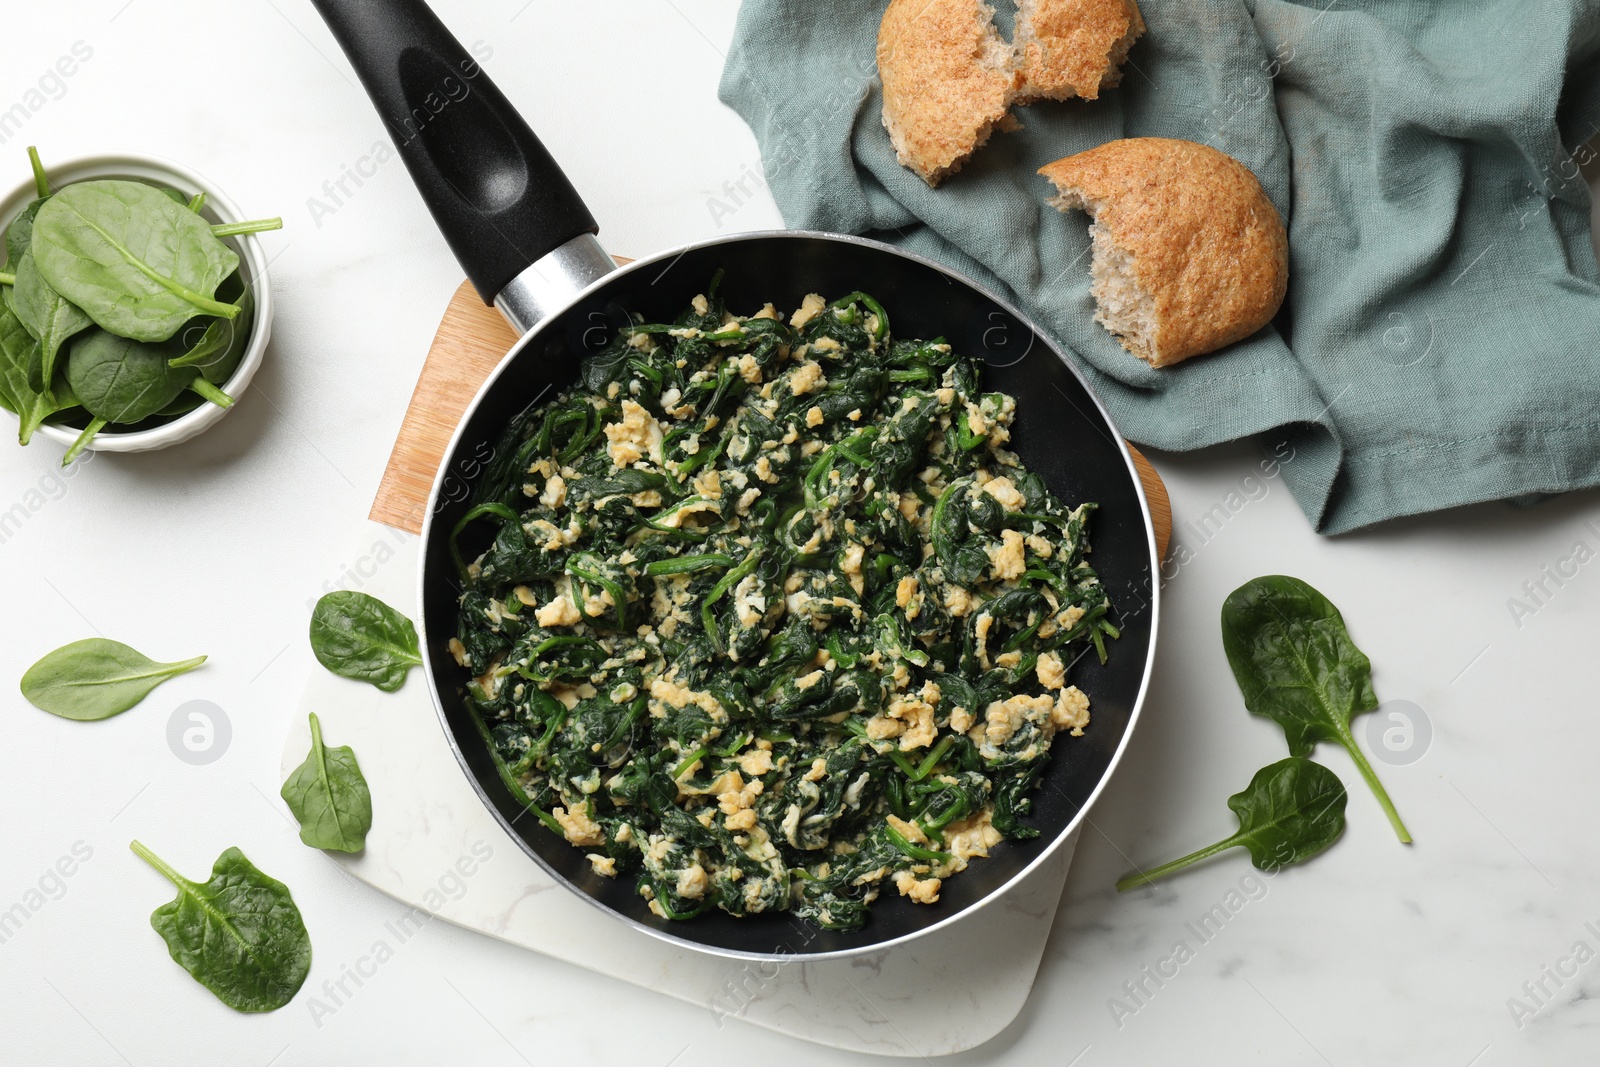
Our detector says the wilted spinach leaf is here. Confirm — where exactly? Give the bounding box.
[129,842,312,1013]
[281,712,373,852]
[310,591,422,692]
[1117,757,1347,890]
[20,637,205,720]
[1221,575,1412,843]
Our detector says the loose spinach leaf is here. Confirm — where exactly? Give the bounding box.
[1116,757,1347,890]
[10,249,90,389]
[0,300,77,444]
[32,179,240,342]
[1221,575,1412,843]
[21,638,205,720]
[281,712,373,852]
[66,328,194,423]
[310,591,423,692]
[129,842,312,1013]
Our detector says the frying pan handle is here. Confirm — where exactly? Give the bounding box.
[310,0,611,330]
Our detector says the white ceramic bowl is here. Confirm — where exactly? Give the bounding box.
[0,153,274,454]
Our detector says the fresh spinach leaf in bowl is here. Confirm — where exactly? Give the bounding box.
[32,178,243,341]
[0,146,279,460]
[0,298,76,444]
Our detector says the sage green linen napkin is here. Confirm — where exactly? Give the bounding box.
[719,0,1600,533]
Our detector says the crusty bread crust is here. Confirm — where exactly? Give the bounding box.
[878,0,1020,187]
[1015,0,1145,102]
[1039,138,1289,368]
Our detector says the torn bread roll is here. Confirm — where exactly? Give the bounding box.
[878,0,1144,186]
[877,0,1020,187]
[1039,138,1288,368]
[1015,0,1145,103]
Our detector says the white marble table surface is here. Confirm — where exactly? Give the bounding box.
[3,2,1599,1064]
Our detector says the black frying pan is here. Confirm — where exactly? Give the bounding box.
[312,0,1159,961]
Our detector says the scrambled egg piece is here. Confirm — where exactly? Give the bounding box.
[790,292,827,328]
[841,542,866,595]
[789,360,826,396]
[604,399,663,467]
[1052,686,1091,736]
[894,870,942,904]
[1036,650,1066,690]
[939,808,1004,874]
[988,529,1026,581]
[535,595,582,628]
[648,676,726,718]
[887,682,940,751]
[676,863,709,899]
[974,612,995,669]
[886,814,927,843]
[981,475,1025,511]
[978,694,1054,750]
[553,805,604,846]
[739,748,775,777]
[717,772,763,831]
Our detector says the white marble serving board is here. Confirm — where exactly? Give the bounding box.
[278,519,1077,1057]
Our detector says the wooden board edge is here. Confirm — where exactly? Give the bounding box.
[1126,443,1172,562]
[368,280,516,533]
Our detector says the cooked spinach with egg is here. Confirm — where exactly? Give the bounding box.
[450,284,1115,930]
